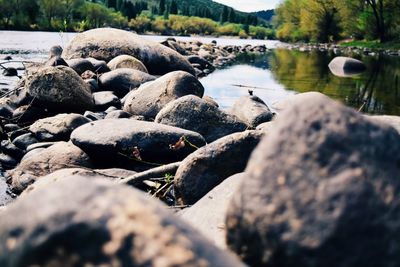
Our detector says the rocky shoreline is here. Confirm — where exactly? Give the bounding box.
[285,42,400,57]
[1,28,400,266]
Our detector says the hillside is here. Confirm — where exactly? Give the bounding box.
[256,10,275,23]
[103,0,262,25]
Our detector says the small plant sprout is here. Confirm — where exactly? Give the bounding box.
[164,173,174,184]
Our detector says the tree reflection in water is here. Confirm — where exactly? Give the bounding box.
[267,49,400,115]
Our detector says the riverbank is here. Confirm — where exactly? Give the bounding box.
[1,27,400,267]
[283,40,400,56]
[0,28,275,206]
[340,40,400,51]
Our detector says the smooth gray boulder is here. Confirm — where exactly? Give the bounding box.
[155,95,247,142]
[62,28,195,75]
[29,113,90,141]
[226,94,400,267]
[0,140,24,160]
[65,58,94,75]
[124,71,204,119]
[0,154,18,169]
[93,91,121,111]
[230,95,274,128]
[6,142,94,194]
[49,45,63,58]
[179,173,244,249]
[0,176,246,267]
[24,66,94,113]
[45,56,69,67]
[98,68,155,97]
[104,110,132,119]
[0,104,13,119]
[175,130,263,205]
[86,57,110,73]
[107,55,148,73]
[71,119,206,166]
[328,56,366,77]
[26,142,57,152]
[12,133,38,150]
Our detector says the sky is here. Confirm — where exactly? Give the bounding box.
[213,0,282,12]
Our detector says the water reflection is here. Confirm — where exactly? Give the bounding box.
[201,49,400,115]
[200,53,296,109]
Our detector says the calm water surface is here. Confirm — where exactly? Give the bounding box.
[1,31,399,115]
[202,50,400,115]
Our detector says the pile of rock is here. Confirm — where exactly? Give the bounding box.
[286,42,400,57]
[1,28,400,267]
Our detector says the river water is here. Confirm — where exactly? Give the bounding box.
[1,31,399,115]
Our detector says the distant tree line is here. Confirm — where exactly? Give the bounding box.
[128,13,274,39]
[0,0,128,31]
[108,0,262,26]
[0,0,274,39]
[275,0,400,43]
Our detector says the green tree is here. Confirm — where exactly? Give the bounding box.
[82,2,110,28]
[301,0,342,42]
[63,0,85,25]
[106,0,116,9]
[121,1,136,19]
[38,0,65,27]
[228,8,236,23]
[159,0,165,15]
[170,0,178,15]
[163,9,169,20]
[181,4,190,16]
[243,23,250,34]
[128,13,151,32]
[220,6,228,23]
[0,0,15,27]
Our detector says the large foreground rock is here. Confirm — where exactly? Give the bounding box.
[175,131,263,205]
[6,142,94,193]
[0,176,245,267]
[71,119,206,165]
[156,95,247,142]
[226,94,400,267]
[124,71,204,119]
[179,173,244,249]
[230,95,274,128]
[62,28,195,75]
[24,66,94,113]
[29,113,90,141]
